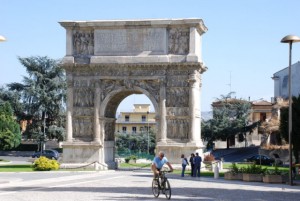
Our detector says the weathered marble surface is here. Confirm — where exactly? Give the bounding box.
[59,19,207,168]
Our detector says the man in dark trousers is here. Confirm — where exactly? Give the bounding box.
[193,152,202,177]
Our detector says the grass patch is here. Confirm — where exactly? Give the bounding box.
[0,164,34,172]
[179,170,225,177]
[223,163,289,171]
[119,162,151,168]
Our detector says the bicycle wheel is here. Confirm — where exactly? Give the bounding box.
[164,179,171,199]
[152,179,160,197]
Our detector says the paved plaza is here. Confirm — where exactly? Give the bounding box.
[0,170,299,201]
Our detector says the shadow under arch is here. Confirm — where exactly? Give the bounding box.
[100,86,159,118]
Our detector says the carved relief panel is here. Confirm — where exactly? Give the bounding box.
[166,87,189,107]
[73,79,95,107]
[168,28,190,55]
[73,30,94,56]
[167,118,189,140]
[73,117,93,140]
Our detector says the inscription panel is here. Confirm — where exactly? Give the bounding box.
[94,28,166,56]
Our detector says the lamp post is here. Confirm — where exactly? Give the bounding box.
[0,35,6,42]
[147,111,150,154]
[281,34,300,186]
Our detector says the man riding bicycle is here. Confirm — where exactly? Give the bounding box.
[151,151,173,177]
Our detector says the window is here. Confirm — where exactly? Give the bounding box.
[122,127,127,133]
[140,127,144,131]
[125,115,130,122]
[260,113,266,121]
[141,115,146,122]
[132,127,136,133]
[282,75,288,88]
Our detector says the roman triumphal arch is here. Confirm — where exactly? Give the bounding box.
[59,19,208,169]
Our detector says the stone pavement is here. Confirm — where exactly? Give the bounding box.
[0,170,299,201]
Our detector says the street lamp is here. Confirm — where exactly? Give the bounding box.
[281,34,300,186]
[0,35,6,42]
[147,111,150,154]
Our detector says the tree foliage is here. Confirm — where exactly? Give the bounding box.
[7,56,66,143]
[0,102,21,150]
[280,95,300,163]
[116,131,156,155]
[202,93,258,149]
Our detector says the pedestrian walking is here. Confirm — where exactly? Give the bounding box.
[193,152,202,177]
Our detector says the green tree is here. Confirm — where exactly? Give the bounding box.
[202,93,258,149]
[0,87,24,120]
[280,95,300,163]
[115,131,156,156]
[7,56,66,145]
[0,102,21,150]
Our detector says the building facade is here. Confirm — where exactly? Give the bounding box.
[272,61,300,99]
[211,99,273,149]
[115,104,156,135]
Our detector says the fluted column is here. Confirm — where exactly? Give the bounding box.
[159,79,167,142]
[93,81,101,142]
[188,71,201,143]
[66,74,73,142]
[99,117,106,163]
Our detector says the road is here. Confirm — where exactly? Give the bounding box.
[0,170,300,201]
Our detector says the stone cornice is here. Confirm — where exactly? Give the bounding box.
[62,61,206,72]
[59,18,208,35]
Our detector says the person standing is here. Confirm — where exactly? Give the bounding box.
[193,152,202,177]
[189,153,195,177]
[181,154,188,177]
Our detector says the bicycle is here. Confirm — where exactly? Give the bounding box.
[152,170,172,199]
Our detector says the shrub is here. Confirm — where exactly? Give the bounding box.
[33,156,60,171]
[228,163,242,174]
[125,155,137,163]
[244,163,267,174]
[204,154,215,162]
[265,166,286,175]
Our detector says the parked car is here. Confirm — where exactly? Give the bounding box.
[32,149,59,160]
[245,154,275,166]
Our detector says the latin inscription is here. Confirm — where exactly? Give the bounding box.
[94,28,166,55]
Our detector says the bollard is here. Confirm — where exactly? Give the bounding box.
[214,163,219,179]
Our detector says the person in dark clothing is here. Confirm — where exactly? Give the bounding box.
[189,153,195,177]
[193,152,202,177]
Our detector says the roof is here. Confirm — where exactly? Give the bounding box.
[251,100,273,106]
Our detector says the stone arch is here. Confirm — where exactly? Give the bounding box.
[99,87,159,166]
[100,86,159,118]
[59,18,208,169]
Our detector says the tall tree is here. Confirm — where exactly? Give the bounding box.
[202,93,257,149]
[7,56,66,146]
[280,95,300,163]
[0,102,21,150]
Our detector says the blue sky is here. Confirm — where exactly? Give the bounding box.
[1,0,300,112]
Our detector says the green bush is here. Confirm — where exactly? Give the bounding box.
[228,163,243,174]
[125,155,137,163]
[244,163,267,174]
[265,166,286,175]
[33,156,60,171]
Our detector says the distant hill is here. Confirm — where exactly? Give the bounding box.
[201,111,212,121]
